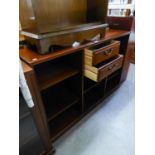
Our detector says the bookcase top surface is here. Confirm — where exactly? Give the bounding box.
[21,61,33,75]
[20,29,130,66]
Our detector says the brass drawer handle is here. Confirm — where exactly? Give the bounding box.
[104,48,114,56]
[108,64,116,71]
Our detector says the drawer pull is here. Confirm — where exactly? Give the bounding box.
[84,40,120,66]
[104,48,113,56]
[108,64,116,71]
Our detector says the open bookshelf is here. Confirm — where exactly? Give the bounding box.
[33,51,83,142]
[20,28,131,153]
[34,52,82,91]
[41,80,80,122]
[84,79,106,111]
[37,63,79,91]
[108,0,135,16]
[49,106,81,141]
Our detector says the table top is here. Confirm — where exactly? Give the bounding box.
[20,29,130,67]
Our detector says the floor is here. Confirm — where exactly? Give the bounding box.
[54,64,135,155]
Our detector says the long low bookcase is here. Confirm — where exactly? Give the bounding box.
[20,28,131,154]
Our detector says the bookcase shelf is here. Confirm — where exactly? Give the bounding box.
[84,79,106,111]
[84,77,98,93]
[41,83,80,122]
[37,63,79,91]
[49,106,81,141]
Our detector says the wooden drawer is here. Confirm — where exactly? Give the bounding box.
[84,40,120,66]
[84,55,124,82]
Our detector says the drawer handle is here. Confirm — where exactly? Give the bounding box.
[108,64,116,71]
[104,48,113,56]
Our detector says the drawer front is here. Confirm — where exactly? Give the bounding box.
[93,41,120,65]
[84,55,124,82]
[98,55,123,81]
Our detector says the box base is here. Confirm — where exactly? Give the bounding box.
[22,23,108,54]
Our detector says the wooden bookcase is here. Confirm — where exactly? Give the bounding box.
[20,28,131,154]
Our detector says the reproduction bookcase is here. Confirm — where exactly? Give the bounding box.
[20,26,132,154]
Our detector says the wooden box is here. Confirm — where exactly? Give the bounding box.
[19,0,108,54]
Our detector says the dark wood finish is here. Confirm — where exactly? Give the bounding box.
[84,79,106,110]
[98,55,123,81]
[33,0,87,33]
[105,69,122,94]
[107,16,134,30]
[36,63,79,91]
[130,48,135,64]
[85,40,120,66]
[119,35,131,82]
[41,83,80,122]
[49,106,81,141]
[19,0,37,33]
[22,62,55,154]
[20,0,108,34]
[22,61,33,75]
[20,29,130,66]
[84,55,123,82]
[129,17,135,64]
[84,77,99,93]
[106,17,133,82]
[93,40,120,66]
[23,24,107,54]
[84,70,122,112]
[84,69,121,111]
[20,28,131,154]
[87,0,108,23]
[20,0,108,54]
[47,99,79,122]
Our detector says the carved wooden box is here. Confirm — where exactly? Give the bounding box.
[20,0,108,54]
